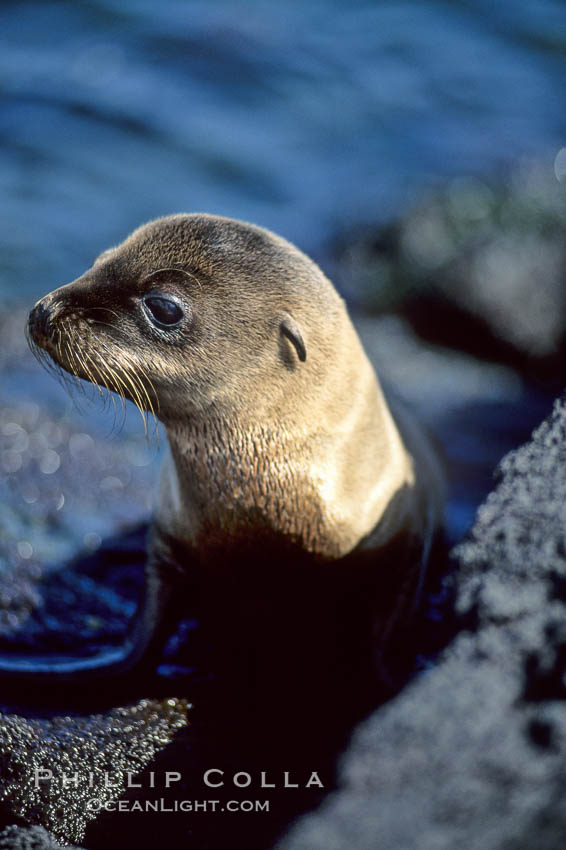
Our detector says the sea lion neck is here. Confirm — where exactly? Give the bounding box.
[159,395,418,565]
[161,413,341,559]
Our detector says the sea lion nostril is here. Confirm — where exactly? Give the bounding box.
[28,302,51,341]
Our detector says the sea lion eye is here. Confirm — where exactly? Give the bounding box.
[143,296,184,328]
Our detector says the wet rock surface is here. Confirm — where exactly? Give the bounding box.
[0,824,83,849]
[278,397,566,850]
[0,699,188,847]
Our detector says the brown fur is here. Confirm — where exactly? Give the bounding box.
[26,214,444,680]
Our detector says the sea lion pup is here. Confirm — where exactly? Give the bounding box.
[7,214,443,685]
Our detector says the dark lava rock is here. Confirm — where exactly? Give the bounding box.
[0,824,84,849]
[277,397,566,850]
[333,160,566,386]
[0,699,188,847]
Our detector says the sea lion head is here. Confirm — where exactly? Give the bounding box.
[26,213,439,572]
[27,214,344,425]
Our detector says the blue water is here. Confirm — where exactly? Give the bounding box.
[0,0,565,300]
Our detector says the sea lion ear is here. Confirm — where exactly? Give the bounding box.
[279,314,307,363]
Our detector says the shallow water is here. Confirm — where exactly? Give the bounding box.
[0,0,565,300]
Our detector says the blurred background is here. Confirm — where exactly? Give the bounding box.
[1,0,565,300]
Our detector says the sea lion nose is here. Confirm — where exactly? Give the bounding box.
[28,300,52,342]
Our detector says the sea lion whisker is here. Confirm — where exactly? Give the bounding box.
[55,326,63,364]
[86,306,122,322]
[85,347,129,432]
[82,321,163,431]
[92,338,128,391]
[125,359,160,443]
[87,317,122,333]
[62,339,92,410]
[93,335,160,439]
[87,325,154,420]
[127,368,152,436]
[63,337,84,389]
[78,345,104,397]
[93,346,130,417]
[82,343,116,408]
[86,318,167,421]
[120,361,160,444]
[120,349,160,418]
[101,352,149,435]
[65,334,132,432]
